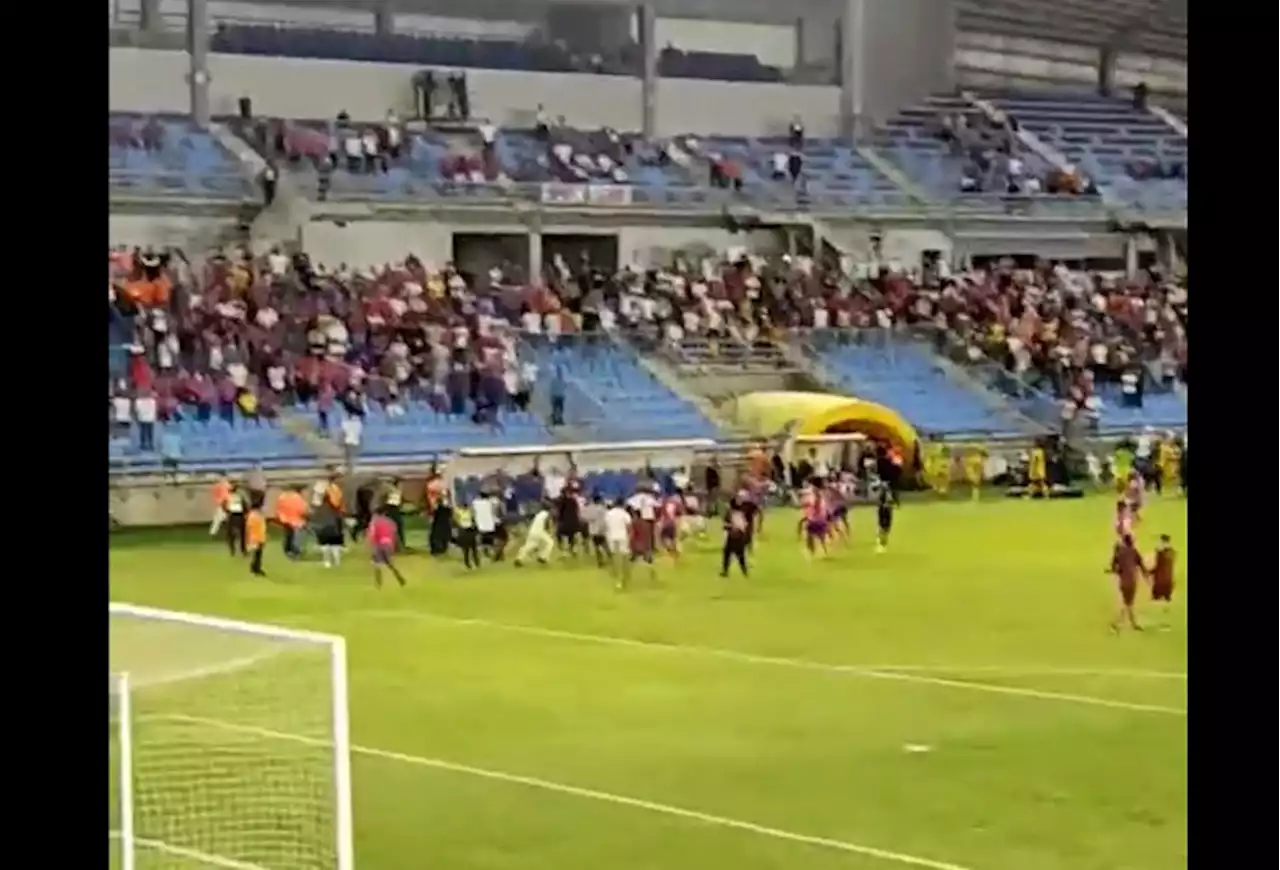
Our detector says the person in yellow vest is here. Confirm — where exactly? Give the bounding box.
[246,499,268,577]
[932,444,952,496]
[383,477,406,551]
[1157,435,1180,497]
[963,445,986,501]
[223,482,248,556]
[1027,442,1048,498]
[453,500,481,569]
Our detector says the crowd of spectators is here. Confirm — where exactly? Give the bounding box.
[107,246,551,447]
[109,239,1187,450]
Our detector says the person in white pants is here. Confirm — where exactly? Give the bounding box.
[603,501,633,588]
[515,504,556,566]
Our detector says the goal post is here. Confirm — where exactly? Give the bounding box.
[108,602,355,870]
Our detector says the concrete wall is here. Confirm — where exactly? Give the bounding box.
[109,212,233,248]
[109,47,842,136]
[618,226,784,267]
[860,0,955,127]
[301,219,454,268]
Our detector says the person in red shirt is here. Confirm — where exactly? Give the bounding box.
[1148,534,1176,626]
[368,508,407,589]
[1107,534,1147,632]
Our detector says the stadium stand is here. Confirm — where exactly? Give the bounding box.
[110,113,252,199]
[872,94,1103,215]
[987,93,1187,212]
[521,335,721,440]
[107,248,563,472]
[806,332,1034,437]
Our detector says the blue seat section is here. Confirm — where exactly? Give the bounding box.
[108,113,251,199]
[987,93,1187,211]
[108,418,313,473]
[523,336,720,440]
[875,96,1102,218]
[700,136,910,208]
[453,467,680,505]
[210,25,781,82]
[496,129,695,191]
[1092,385,1186,430]
[323,130,463,200]
[812,339,1031,437]
[320,402,549,464]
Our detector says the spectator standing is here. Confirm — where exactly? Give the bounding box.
[340,413,363,472]
[788,116,805,150]
[550,365,566,426]
[134,390,157,452]
[112,383,132,438]
[260,163,277,207]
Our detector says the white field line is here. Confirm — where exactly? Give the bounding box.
[161,713,975,870]
[354,610,1187,716]
[109,831,270,870]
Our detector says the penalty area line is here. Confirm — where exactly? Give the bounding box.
[162,714,975,870]
[356,610,1186,716]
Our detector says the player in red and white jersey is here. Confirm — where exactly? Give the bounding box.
[1114,498,1134,541]
[1124,472,1145,522]
[625,483,659,568]
[657,493,684,559]
[678,488,707,539]
[827,473,854,542]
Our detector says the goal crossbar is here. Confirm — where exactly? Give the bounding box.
[109,602,355,870]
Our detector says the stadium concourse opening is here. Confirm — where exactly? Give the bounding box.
[724,391,921,468]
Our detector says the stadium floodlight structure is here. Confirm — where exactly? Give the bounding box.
[109,602,355,870]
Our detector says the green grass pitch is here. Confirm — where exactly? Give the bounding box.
[109,494,1186,870]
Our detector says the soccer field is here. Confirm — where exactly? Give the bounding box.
[109,495,1187,870]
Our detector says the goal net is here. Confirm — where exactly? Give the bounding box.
[108,603,355,870]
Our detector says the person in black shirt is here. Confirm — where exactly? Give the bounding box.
[704,460,722,516]
[352,481,375,541]
[555,487,582,555]
[720,497,750,578]
[875,484,895,554]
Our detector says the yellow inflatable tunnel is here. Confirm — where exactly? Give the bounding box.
[725,391,920,468]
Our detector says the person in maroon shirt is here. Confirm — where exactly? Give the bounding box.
[1148,534,1176,626]
[1107,534,1148,632]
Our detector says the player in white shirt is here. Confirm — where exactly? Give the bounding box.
[602,500,633,588]
[514,501,555,566]
[471,491,499,557]
[677,487,707,539]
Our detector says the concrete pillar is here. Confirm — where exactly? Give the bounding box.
[838,0,864,141]
[528,232,544,282]
[139,0,162,32]
[639,3,657,138]
[1124,236,1138,278]
[374,0,395,37]
[794,17,806,67]
[1097,44,1117,97]
[187,0,211,127]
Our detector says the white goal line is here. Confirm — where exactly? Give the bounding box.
[155,713,975,870]
[108,831,271,870]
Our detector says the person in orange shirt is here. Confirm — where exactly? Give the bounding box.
[246,500,268,577]
[275,487,309,559]
[210,474,231,536]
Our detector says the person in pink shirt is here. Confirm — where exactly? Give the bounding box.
[369,508,407,589]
